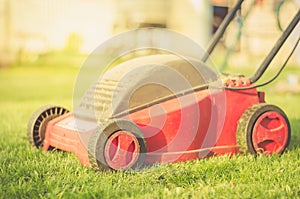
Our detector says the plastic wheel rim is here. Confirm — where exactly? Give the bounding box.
[104,131,140,170]
[252,111,289,154]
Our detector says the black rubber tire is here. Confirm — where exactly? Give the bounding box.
[88,120,147,171]
[237,103,290,154]
[27,105,69,148]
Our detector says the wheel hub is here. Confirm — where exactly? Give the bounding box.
[252,111,289,154]
[104,131,140,170]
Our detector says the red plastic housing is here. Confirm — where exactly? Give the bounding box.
[43,77,263,167]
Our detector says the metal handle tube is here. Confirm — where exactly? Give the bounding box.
[202,0,244,63]
[249,9,300,83]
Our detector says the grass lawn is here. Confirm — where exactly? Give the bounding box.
[0,57,300,198]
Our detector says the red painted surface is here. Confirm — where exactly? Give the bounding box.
[212,88,259,155]
[44,113,92,167]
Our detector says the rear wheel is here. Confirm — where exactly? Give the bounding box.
[27,105,69,148]
[88,120,146,171]
[237,103,290,154]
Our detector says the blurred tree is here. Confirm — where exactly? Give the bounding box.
[64,32,83,54]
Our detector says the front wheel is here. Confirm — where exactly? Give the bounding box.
[237,103,290,155]
[88,120,146,171]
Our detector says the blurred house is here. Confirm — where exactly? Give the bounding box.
[0,0,212,65]
[0,0,298,66]
[241,0,299,55]
[212,0,299,66]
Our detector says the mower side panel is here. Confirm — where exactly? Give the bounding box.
[126,89,221,164]
[44,113,95,167]
[212,88,260,155]
[125,83,260,164]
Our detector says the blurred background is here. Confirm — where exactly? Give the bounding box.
[0,0,300,102]
[0,0,299,69]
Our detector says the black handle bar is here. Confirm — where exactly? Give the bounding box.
[249,9,300,83]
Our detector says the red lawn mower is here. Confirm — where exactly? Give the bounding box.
[28,0,300,171]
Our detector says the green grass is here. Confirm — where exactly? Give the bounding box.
[0,58,300,198]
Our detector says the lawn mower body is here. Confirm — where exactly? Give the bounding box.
[36,70,289,171]
[36,67,279,170]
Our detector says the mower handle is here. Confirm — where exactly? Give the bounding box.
[202,0,244,63]
[249,9,300,83]
[203,0,299,84]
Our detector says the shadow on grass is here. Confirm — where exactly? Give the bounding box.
[289,118,300,149]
